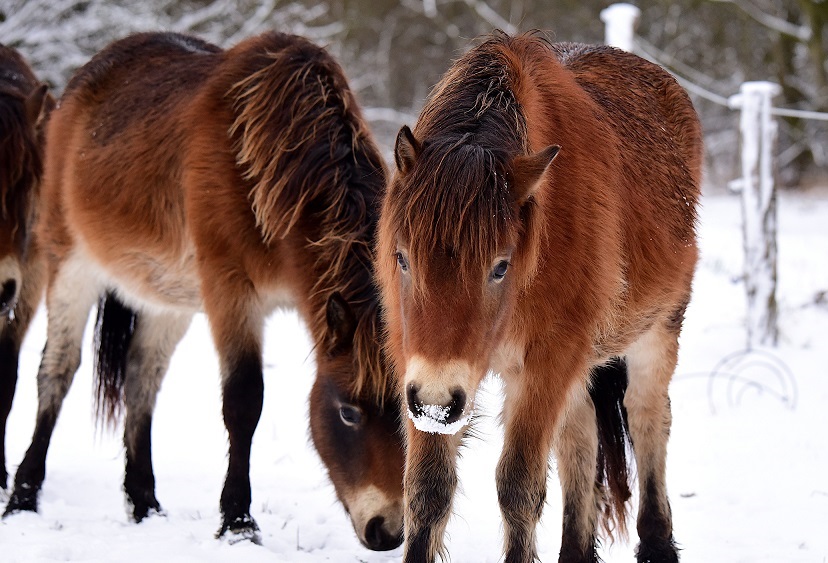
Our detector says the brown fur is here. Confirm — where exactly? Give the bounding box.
[378,32,701,562]
[0,44,50,490]
[7,32,403,548]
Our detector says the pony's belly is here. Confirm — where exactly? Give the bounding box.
[82,244,203,313]
[117,255,202,312]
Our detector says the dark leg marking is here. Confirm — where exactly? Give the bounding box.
[124,414,160,521]
[404,433,457,563]
[4,406,58,514]
[217,352,264,541]
[559,497,600,563]
[636,478,679,563]
[0,334,20,490]
[497,446,547,563]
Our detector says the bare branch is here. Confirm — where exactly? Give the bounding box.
[462,0,517,34]
[711,0,811,41]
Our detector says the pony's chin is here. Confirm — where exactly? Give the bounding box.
[407,408,472,435]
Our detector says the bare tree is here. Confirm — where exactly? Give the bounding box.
[0,0,339,92]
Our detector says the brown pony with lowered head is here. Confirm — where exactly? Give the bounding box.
[0,44,50,494]
[3,32,404,550]
[377,33,701,562]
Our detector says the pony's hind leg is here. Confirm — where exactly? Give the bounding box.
[121,307,192,521]
[624,319,682,562]
[4,253,100,515]
[554,386,600,563]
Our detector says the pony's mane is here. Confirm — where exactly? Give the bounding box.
[392,34,530,280]
[226,33,389,401]
[0,47,42,235]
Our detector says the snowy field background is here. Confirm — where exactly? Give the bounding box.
[1,190,827,562]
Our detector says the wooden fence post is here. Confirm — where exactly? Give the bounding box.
[600,3,641,52]
[728,81,782,348]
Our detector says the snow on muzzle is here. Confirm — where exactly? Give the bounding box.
[404,357,475,435]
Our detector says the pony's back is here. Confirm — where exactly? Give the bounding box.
[551,41,702,233]
[499,36,701,323]
[40,33,222,264]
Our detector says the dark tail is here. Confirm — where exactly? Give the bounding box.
[92,291,137,429]
[589,357,633,540]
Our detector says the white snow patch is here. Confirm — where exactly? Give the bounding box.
[407,404,472,435]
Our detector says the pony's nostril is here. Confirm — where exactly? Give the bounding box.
[0,279,17,313]
[364,516,403,551]
[445,388,467,424]
[406,383,422,416]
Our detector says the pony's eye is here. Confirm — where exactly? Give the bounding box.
[491,260,509,282]
[395,251,409,273]
[339,404,364,426]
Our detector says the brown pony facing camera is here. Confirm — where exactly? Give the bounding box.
[377,32,701,563]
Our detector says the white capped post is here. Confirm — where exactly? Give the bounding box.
[600,3,641,52]
[728,81,782,348]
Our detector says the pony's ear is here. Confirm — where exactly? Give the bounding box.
[25,84,51,127]
[394,125,421,175]
[510,145,560,204]
[326,292,357,354]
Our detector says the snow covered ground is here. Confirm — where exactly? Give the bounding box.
[1,191,826,562]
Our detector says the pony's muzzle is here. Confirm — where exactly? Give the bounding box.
[363,516,403,551]
[406,383,467,425]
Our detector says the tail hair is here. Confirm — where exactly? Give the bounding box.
[92,291,137,429]
[589,357,633,541]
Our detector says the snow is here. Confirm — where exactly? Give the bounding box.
[407,403,472,435]
[2,190,827,561]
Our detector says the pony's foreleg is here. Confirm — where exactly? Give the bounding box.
[4,255,98,515]
[554,387,600,563]
[201,276,263,542]
[0,246,44,491]
[497,357,579,563]
[0,326,20,492]
[624,321,680,563]
[402,420,460,563]
[122,309,191,522]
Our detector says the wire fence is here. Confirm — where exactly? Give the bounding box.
[633,35,828,122]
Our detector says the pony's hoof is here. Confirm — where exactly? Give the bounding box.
[217,514,261,545]
[129,499,165,523]
[127,502,167,524]
[3,485,38,517]
[636,538,680,563]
